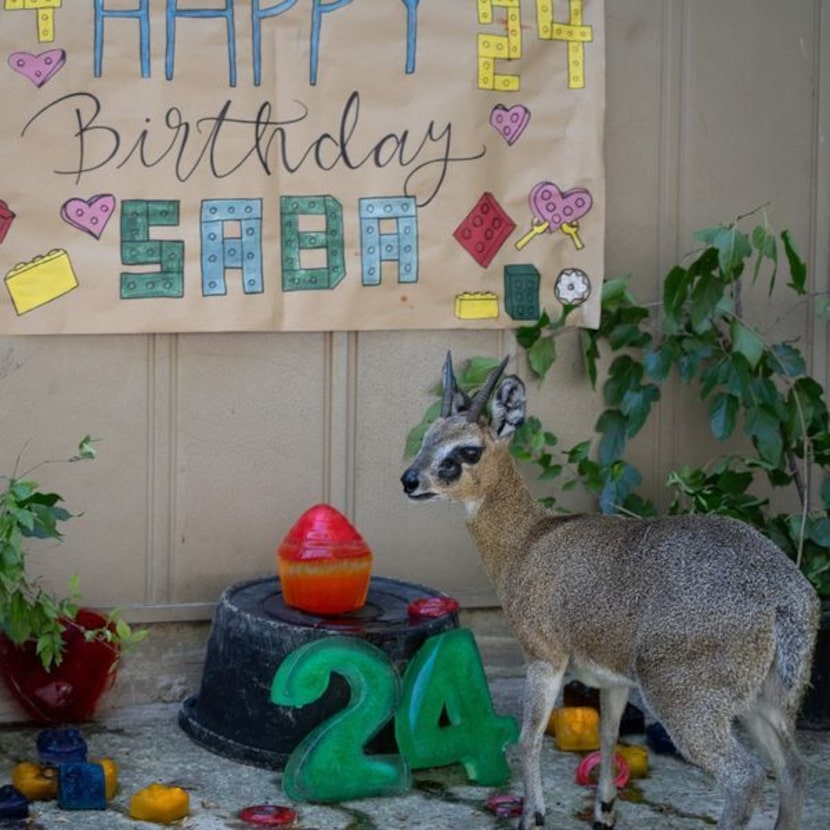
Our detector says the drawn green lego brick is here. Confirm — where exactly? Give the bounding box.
[504,264,540,320]
[121,200,180,242]
[121,240,162,265]
[120,269,184,299]
[280,195,345,291]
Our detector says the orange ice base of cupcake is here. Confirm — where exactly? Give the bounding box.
[279,555,372,615]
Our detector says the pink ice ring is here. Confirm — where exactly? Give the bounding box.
[238,804,298,826]
[575,751,630,789]
[406,596,460,618]
[485,793,524,817]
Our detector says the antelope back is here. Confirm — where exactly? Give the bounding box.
[401,354,526,505]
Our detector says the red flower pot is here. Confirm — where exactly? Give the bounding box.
[0,609,119,724]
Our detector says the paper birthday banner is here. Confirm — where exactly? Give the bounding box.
[0,0,605,334]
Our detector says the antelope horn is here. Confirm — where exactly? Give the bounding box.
[467,356,510,422]
[441,351,457,417]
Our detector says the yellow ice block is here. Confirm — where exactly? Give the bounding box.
[129,784,189,825]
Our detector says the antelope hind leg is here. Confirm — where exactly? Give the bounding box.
[519,660,565,829]
[592,686,629,829]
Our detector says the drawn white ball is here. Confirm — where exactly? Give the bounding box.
[554,268,591,306]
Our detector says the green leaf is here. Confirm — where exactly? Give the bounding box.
[462,357,503,387]
[603,356,642,407]
[729,319,766,369]
[713,225,752,278]
[663,265,689,329]
[708,392,738,441]
[567,441,592,464]
[744,406,784,466]
[579,328,600,389]
[769,343,806,378]
[77,435,98,460]
[600,277,634,312]
[692,225,723,246]
[689,272,726,333]
[527,336,556,378]
[620,384,660,437]
[607,321,648,350]
[821,478,830,511]
[599,461,642,515]
[781,230,807,295]
[809,517,830,548]
[643,342,677,381]
[715,469,753,495]
[515,311,549,350]
[596,409,627,466]
[751,222,778,291]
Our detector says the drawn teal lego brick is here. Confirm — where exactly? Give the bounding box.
[359,197,418,286]
[504,264,540,320]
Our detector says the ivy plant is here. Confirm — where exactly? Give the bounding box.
[405,208,830,600]
[0,437,148,670]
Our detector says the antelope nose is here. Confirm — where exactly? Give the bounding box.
[401,468,419,494]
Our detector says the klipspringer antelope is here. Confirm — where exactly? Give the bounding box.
[401,353,820,830]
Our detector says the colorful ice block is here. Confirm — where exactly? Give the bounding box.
[57,762,107,810]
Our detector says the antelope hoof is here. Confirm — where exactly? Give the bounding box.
[518,810,545,829]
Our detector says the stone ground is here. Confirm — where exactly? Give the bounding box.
[1,676,829,830]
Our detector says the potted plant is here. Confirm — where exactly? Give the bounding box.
[0,437,147,723]
[407,206,829,728]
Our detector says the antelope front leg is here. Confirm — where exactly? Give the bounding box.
[593,686,629,829]
[519,660,565,829]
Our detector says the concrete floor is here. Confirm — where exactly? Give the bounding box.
[1,676,829,830]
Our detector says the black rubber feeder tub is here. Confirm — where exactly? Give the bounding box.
[178,576,459,768]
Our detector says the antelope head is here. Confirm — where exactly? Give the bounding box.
[400,353,526,508]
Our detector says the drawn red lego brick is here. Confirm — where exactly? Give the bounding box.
[0,200,16,244]
[453,192,516,267]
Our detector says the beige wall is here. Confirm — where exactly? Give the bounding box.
[2,1,828,627]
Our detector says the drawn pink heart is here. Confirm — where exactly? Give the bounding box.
[8,49,66,88]
[490,104,530,146]
[529,182,593,232]
[60,194,116,240]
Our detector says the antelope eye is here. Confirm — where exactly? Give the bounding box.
[458,446,483,465]
[437,457,461,481]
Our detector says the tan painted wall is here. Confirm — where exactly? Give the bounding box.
[2,1,828,630]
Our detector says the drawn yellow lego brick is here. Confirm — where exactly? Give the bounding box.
[536,0,552,37]
[5,249,78,315]
[478,56,495,90]
[4,0,26,9]
[478,56,520,92]
[36,9,55,41]
[568,42,585,89]
[478,33,509,60]
[477,0,493,24]
[552,24,593,42]
[454,292,499,320]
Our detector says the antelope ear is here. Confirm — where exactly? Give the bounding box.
[490,375,526,438]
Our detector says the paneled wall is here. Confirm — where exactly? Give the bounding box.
[1,1,828,628]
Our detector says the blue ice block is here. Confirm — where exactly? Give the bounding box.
[0,785,30,819]
[37,727,88,765]
[57,762,107,810]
